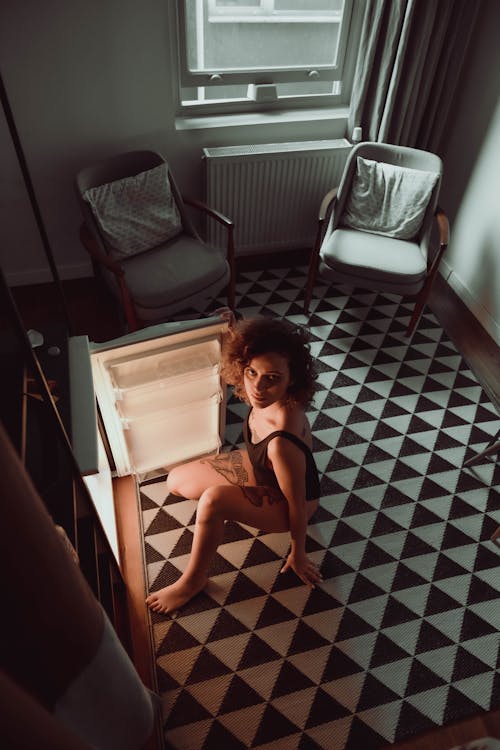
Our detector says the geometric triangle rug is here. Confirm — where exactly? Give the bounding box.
[141,266,500,749]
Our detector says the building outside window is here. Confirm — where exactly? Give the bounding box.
[176,0,363,113]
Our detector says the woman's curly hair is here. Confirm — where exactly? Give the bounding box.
[221,316,317,408]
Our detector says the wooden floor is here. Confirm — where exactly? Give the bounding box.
[8,275,123,342]
[9,266,500,409]
[8,266,500,750]
[429,273,500,413]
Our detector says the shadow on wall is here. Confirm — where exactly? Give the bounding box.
[446,99,500,342]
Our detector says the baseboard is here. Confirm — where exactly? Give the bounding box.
[6,262,92,288]
[439,263,500,347]
[439,258,454,282]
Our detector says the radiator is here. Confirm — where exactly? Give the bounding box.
[203,139,352,255]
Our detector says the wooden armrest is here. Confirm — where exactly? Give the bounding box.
[426,207,450,276]
[435,206,449,248]
[79,223,124,276]
[183,196,234,228]
[319,187,338,222]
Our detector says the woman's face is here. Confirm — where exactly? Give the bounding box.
[243,352,292,409]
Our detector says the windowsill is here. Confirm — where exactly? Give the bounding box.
[175,105,349,132]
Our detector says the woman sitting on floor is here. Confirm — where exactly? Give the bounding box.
[146,316,322,615]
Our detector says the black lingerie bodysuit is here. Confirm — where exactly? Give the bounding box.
[243,411,320,500]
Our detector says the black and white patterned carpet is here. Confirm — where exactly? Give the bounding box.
[141,266,500,750]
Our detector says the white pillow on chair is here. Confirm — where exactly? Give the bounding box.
[84,162,182,259]
[342,156,439,241]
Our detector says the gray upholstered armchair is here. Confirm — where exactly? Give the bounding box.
[304,141,449,336]
[76,150,235,332]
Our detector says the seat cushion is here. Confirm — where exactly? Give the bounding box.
[121,234,229,311]
[320,227,427,295]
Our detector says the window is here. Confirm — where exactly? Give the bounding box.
[176,0,363,113]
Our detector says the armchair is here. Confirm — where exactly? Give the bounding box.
[304,142,449,336]
[76,150,235,332]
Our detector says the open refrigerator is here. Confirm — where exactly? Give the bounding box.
[69,315,229,564]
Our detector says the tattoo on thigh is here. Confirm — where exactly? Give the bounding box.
[201,451,249,486]
[241,486,285,507]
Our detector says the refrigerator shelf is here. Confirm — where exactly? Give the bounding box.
[122,397,222,474]
[107,340,220,391]
[111,363,220,402]
[117,391,223,426]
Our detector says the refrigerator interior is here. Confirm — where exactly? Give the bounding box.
[70,317,228,564]
[90,320,228,478]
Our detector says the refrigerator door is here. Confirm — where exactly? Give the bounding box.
[70,316,229,480]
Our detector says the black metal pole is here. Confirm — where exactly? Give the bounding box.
[0,71,74,335]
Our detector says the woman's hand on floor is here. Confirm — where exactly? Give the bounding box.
[281,552,323,588]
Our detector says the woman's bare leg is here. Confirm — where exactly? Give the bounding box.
[166,448,253,500]
[147,446,320,615]
[146,483,293,615]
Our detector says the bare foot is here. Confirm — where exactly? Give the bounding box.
[146,575,207,615]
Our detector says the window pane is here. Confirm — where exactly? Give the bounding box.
[185,0,344,74]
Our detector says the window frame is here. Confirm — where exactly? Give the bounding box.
[174,0,364,115]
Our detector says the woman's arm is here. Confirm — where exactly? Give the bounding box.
[267,438,322,588]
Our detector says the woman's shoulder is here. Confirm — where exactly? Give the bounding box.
[283,402,308,427]
[272,405,312,445]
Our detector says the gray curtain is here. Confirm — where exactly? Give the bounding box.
[348,0,480,151]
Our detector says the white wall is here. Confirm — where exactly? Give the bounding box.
[1,0,499,343]
[442,101,500,344]
[0,1,178,284]
[0,0,344,286]
[438,0,500,344]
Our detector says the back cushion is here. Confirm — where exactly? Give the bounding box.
[342,156,439,240]
[84,162,182,259]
